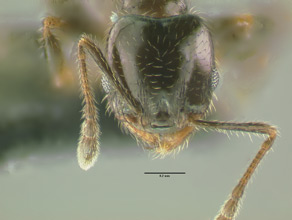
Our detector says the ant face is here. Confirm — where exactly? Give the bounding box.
[42,1,279,219]
[104,14,219,136]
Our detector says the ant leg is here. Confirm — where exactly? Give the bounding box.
[77,35,142,170]
[77,37,101,170]
[190,119,277,220]
[42,16,73,87]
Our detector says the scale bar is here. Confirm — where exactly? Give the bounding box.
[144,172,186,174]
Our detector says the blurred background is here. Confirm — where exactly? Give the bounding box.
[0,0,291,220]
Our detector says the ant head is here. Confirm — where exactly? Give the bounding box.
[103,14,219,133]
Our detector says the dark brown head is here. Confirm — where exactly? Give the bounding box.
[102,13,219,135]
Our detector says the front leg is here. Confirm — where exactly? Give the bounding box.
[77,37,101,170]
[190,119,277,220]
[77,35,141,170]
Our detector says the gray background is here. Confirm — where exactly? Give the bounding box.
[0,0,291,220]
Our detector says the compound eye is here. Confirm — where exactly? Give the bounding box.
[101,75,111,93]
[211,69,220,91]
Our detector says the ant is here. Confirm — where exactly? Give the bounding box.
[41,0,278,219]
